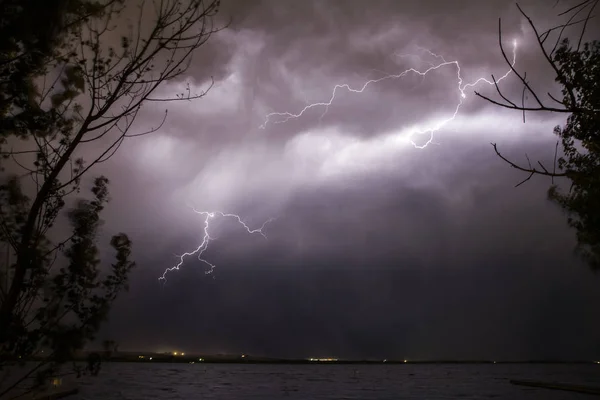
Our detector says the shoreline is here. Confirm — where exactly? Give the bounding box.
[21,356,600,365]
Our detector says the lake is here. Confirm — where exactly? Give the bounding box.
[73,363,599,399]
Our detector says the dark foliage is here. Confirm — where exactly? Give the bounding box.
[476,0,600,270]
[0,0,222,397]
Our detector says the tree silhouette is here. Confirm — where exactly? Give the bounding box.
[477,0,600,270]
[0,0,223,397]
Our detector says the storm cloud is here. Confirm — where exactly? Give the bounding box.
[82,0,600,360]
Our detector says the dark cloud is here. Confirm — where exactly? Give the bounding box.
[85,0,600,360]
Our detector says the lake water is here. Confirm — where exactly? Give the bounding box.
[73,363,599,399]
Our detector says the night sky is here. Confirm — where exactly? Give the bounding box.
[86,0,600,360]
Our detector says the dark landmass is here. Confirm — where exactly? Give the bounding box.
[22,351,600,365]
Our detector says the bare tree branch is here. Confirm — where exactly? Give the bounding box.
[0,3,225,394]
[491,143,567,187]
[475,1,599,189]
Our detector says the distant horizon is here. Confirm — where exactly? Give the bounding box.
[79,349,600,363]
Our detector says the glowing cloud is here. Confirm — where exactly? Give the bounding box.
[260,42,518,149]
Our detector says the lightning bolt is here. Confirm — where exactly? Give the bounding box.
[159,210,275,282]
[260,40,518,148]
[161,41,517,282]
